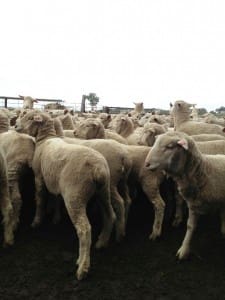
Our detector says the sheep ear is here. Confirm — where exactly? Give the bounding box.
[177,139,188,150]
[33,114,43,122]
[33,99,38,103]
[18,95,24,99]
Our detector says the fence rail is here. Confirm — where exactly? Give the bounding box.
[0,96,64,109]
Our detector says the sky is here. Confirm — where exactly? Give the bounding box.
[1,0,225,111]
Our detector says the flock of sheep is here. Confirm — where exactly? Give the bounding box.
[0,95,225,280]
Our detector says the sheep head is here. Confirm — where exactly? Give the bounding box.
[73,118,105,139]
[144,131,192,176]
[15,110,53,138]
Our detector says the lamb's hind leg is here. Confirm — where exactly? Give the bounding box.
[31,177,46,228]
[0,184,14,247]
[63,193,91,281]
[220,207,225,236]
[10,181,22,232]
[95,184,116,249]
[110,187,125,242]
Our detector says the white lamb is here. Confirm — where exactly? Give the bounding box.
[15,111,115,280]
[145,131,225,259]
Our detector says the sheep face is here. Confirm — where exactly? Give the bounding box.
[74,118,105,139]
[15,111,48,137]
[139,127,156,146]
[145,132,189,176]
[172,100,193,116]
[99,113,111,128]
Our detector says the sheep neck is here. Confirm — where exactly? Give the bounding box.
[174,145,207,201]
[174,110,191,129]
[35,121,57,145]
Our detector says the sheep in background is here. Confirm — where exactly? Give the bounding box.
[204,113,225,126]
[190,104,199,121]
[109,114,135,138]
[145,131,225,259]
[98,113,112,128]
[128,102,144,117]
[191,133,225,142]
[172,100,225,136]
[72,118,128,144]
[19,95,38,109]
[138,123,168,146]
[15,111,115,280]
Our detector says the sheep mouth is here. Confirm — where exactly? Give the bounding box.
[145,161,160,171]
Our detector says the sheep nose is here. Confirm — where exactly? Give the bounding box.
[145,162,151,168]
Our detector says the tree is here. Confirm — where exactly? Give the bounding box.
[87,93,99,111]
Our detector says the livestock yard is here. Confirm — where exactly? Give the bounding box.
[0,98,225,299]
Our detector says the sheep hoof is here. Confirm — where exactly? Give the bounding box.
[149,231,160,241]
[176,246,190,260]
[3,239,14,248]
[76,268,89,281]
[31,220,40,228]
[115,231,125,243]
[95,239,108,249]
[172,217,183,227]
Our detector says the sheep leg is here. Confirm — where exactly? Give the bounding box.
[109,187,126,242]
[95,185,116,249]
[220,207,225,236]
[141,177,165,240]
[52,196,62,224]
[63,195,91,281]
[177,206,199,260]
[31,177,45,228]
[0,185,14,247]
[10,182,22,232]
[118,181,132,226]
[172,191,184,227]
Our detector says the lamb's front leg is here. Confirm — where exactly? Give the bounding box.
[31,177,46,228]
[177,205,199,259]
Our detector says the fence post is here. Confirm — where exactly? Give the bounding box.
[4,98,7,108]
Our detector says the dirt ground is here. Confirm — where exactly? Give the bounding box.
[0,171,224,300]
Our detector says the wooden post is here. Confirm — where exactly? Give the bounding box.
[4,98,7,108]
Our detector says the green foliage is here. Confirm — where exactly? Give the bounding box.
[86,93,99,110]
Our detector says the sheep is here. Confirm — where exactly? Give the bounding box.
[19,95,38,109]
[73,118,128,144]
[0,148,14,247]
[138,123,167,147]
[98,113,112,128]
[57,113,75,130]
[15,110,115,280]
[204,113,225,126]
[53,118,132,239]
[172,100,225,136]
[145,130,225,259]
[128,102,144,117]
[191,133,225,142]
[109,114,135,138]
[138,112,151,126]
[0,111,35,235]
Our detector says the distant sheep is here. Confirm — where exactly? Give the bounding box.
[19,95,38,109]
[172,100,225,136]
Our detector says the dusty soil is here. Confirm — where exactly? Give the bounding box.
[0,172,224,300]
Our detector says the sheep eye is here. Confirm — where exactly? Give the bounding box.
[166,143,175,149]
